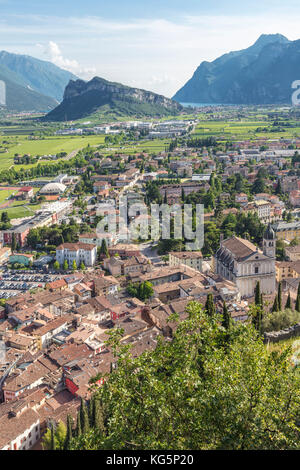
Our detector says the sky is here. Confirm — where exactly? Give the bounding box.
[0,0,300,97]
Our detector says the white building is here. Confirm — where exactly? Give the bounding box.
[56,242,97,267]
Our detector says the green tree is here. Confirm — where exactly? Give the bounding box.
[76,410,82,437]
[1,211,9,223]
[254,281,261,306]
[285,291,292,310]
[63,259,69,271]
[79,261,85,271]
[64,415,73,450]
[272,295,279,313]
[204,293,216,316]
[72,259,77,271]
[221,301,231,331]
[296,282,300,312]
[278,282,282,311]
[69,301,300,450]
[100,239,109,258]
[11,233,16,252]
[53,260,60,271]
[80,398,90,434]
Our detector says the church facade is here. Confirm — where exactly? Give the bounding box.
[214,227,276,298]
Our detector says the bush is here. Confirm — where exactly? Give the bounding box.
[261,309,300,333]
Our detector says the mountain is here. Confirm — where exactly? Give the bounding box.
[0,51,77,102]
[173,34,300,105]
[44,76,183,121]
[0,63,58,112]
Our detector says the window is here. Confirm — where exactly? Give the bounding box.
[255,267,259,274]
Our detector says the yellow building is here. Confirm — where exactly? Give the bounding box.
[272,221,300,242]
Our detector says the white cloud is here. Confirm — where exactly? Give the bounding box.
[38,41,96,78]
[2,12,300,96]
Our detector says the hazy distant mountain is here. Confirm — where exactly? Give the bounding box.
[173,34,300,105]
[44,76,183,121]
[0,63,57,112]
[0,51,77,102]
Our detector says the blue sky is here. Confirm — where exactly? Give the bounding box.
[0,0,300,97]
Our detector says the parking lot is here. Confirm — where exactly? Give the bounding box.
[0,272,61,298]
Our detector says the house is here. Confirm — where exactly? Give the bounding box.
[169,251,203,273]
[93,276,119,296]
[285,244,300,261]
[14,187,34,201]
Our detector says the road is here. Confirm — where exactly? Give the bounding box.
[140,241,163,265]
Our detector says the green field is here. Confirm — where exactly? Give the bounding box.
[0,134,107,171]
[192,118,300,140]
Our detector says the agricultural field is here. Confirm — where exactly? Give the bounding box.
[0,134,107,171]
[192,118,300,140]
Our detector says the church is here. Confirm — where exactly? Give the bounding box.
[214,226,276,298]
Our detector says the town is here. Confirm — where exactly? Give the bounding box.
[0,103,300,449]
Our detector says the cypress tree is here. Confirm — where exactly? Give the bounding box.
[205,293,216,317]
[76,410,82,437]
[89,395,95,428]
[272,295,279,313]
[222,301,231,330]
[50,424,56,450]
[296,283,300,312]
[93,398,105,434]
[278,282,282,311]
[254,281,261,306]
[80,398,90,434]
[64,415,73,450]
[285,291,292,310]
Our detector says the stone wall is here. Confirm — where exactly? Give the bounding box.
[264,323,300,343]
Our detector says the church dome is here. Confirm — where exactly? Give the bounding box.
[264,225,275,240]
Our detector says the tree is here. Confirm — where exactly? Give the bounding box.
[296,282,300,312]
[50,424,56,451]
[80,398,90,434]
[72,259,77,271]
[69,301,300,450]
[79,261,85,271]
[204,293,216,316]
[90,396,105,433]
[53,260,60,271]
[285,291,292,310]
[254,281,261,306]
[76,410,82,437]
[272,295,279,313]
[64,415,73,450]
[221,301,231,331]
[100,239,109,258]
[1,211,9,223]
[278,282,282,311]
[55,421,67,449]
[11,233,16,252]
[63,259,69,271]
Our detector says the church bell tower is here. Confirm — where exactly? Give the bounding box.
[263,224,276,259]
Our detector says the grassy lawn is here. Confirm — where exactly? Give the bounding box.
[0,189,17,203]
[0,201,41,219]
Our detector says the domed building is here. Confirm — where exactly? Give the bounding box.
[39,182,66,195]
